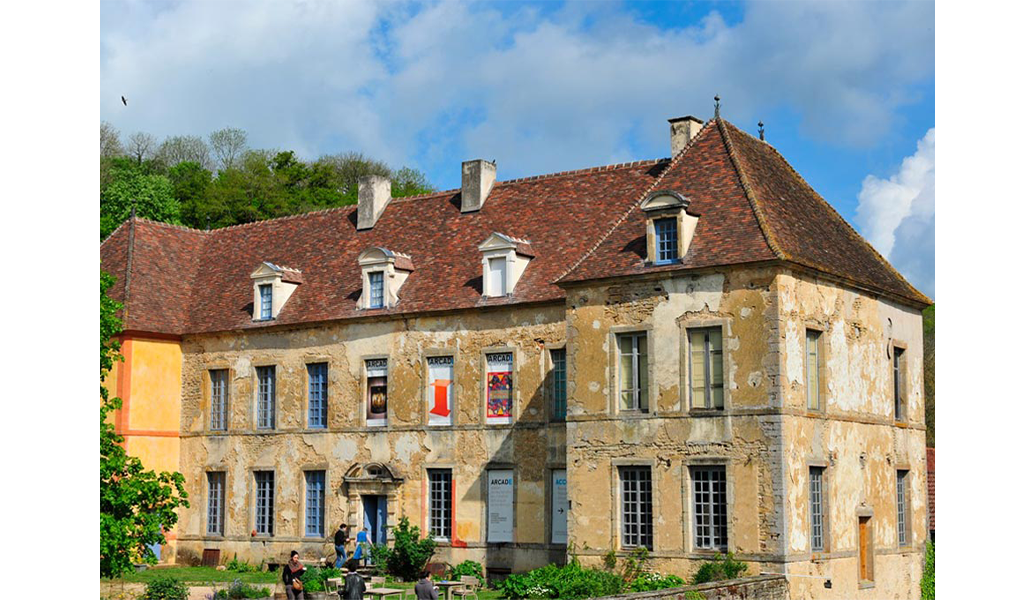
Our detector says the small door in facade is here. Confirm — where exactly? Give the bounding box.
[363,495,388,545]
[858,516,872,583]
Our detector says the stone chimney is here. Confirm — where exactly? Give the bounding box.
[668,116,705,157]
[461,159,497,213]
[357,175,392,230]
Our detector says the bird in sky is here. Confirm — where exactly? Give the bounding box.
[121,96,127,106]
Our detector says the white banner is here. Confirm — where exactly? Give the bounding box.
[551,469,568,544]
[487,469,514,543]
[427,356,454,426]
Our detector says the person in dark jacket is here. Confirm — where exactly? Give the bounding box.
[283,551,306,600]
[342,559,366,600]
[414,571,438,600]
[334,524,349,568]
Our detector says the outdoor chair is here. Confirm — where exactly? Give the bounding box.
[370,576,386,589]
[452,576,480,600]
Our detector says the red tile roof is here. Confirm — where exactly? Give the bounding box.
[926,447,935,532]
[100,118,929,337]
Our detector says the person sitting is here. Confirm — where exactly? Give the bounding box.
[283,551,306,600]
[342,559,366,600]
[414,570,438,600]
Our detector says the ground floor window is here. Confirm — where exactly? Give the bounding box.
[897,469,909,547]
[809,467,825,552]
[254,471,274,536]
[305,470,325,537]
[692,466,727,550]
[206,472,225,535]
[428,469,452,540]
[619,466,653,549]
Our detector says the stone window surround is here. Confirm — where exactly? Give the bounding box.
[356,248,413,310]
[891,339,909,424]
[252,363,278,431]
[423,464,457,545]
[608,324,656,416]
[301,464,330,540]
[894,465,912,549]
[545,464,568,547]
[683,457,733,555]
[678,316,731,414]
[361,353,391,428]
[481,461,518,545]
[478,233,533,298]
[610,458,658,552]
[203,365,233,434]
[303,358,331,430]
[203,468,229,539]
[807,457,831,558]
[640,190,699,266]
[250,262,300,322]
[803,321,829,416]
[545,342,567,423]
[422,349,458,427]
[480,345,519,425]
[250,466,277,538]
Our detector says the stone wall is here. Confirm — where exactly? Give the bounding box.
[599,575,789,600]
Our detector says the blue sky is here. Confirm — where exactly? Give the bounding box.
[100,0,935,298]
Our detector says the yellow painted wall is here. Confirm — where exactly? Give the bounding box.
[128,339,183,432]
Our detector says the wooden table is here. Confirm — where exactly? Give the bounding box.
[365,587,404,597]
[434,580,464,600]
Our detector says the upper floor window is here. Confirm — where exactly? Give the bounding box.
[250,262,303,321]
[259,284,273,320]
[692,466,727,550]
[806,330,822,411]
[486,352,514,424]
[209,369,228,431]
[307,363,328,429]
[893,347,905,421]
[550,348,567,421]
[653,217,679,263]
[357,248,413,310]
[689,328,724,410]
[488,257,508,296]
[366,359,388,426]
[368,271,385,308]
[256,366,276,430]
[427,356,454,426]
[478,233,534,298]
[617,332,648,412]
[619,466,653,549]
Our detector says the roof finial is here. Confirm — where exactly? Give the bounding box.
[130,204,136,219]
[758,120,765,141]
[714,94,721,119]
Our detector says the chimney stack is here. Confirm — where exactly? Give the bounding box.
[667,116,705,157]
[461,159,497,213]
[357,175,391,230]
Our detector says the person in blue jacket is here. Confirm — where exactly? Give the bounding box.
[352,528,370,565]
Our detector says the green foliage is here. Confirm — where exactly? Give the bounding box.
[448,560,484,581]
[100,270,190,579]
[496,562,624,600]
[377,516,436,581]
[628,572,686,592]
[213,578,272,599]
[140,576,188,600]
[368,543,393,577]
[225,555,259,573]
[602,549,617,571]
[300,566,342,593]
[690,553,748,585]
[101,157,180,239]
[921,541,934,600]
[922,304,935,446]
[619,547,649,584]
[168,161,213,228]
[683,591,707,600]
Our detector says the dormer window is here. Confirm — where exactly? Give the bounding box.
[250,262,303,321]
[640,191,699,266]
[478,233,534,298]
[357,248,414,310]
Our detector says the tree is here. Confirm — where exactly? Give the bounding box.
[100,158,180,239]
[168,161,214,229]
[126,132,158,164]
[101,121,124,159]
[209,127,248,171]
[157,135,212,170]
[100,271,189,579]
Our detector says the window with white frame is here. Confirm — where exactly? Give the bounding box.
[806,330,821,410]
[207,472,225,535]
[653,217,679,263]
[896,469,909,547]
[427,356,454,426]
[617,332,648,412]
[809,467,825,552]
[366,359,388,426]
[692,466,727,550]
[486,352,514,424]
[305,470,326,537]
[893,347,905,421]
[550,348,567,421]
[259,284,273,320]
[368,271,385,309]
[307,363,328,429]
[256,366,276,430]
[428,469,452,540]
[254,471,274,536]
[619,466,653,549]
[489,257,507,296]
[209,369,228,431]
[689,328,724,409]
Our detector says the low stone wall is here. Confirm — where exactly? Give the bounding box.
[599,575,789,600]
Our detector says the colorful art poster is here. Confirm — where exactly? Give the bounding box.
[366,359,388,426]
[427,356,454,426]
[486,352,513,424]
[487,469,514,543]
[551,469,568,545]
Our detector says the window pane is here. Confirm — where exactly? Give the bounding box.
[551,349,567,420]
[620,467,653,549]
[369,271,384,308]
[490,257,507,296]
[619,340,635,410]
[210,369,228,431]
[690,331,706,408]
[654,218,679,263]
[256,366,276,429]
[255,471,274,536]
[428,470,452,539]
[259,284,272,320]
[810,467,824,551]
[806,332,820,410]
[637,343,648,411]
[692,467,727,550]
[308,363,328,428]
[305,471,325,537]
[207,472,225,535]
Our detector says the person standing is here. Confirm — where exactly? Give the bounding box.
[283,551,306,600]
[334,524,349,568]
[352,528,370,565]
[414,571,439,600]
[342,560,366,600]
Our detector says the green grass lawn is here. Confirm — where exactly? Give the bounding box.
[108,566,278,584]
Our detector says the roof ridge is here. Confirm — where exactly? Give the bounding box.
[717,120,787,261]
[749,131,931,305]
[555,123,715,283]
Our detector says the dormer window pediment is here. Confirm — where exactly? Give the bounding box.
[640,191,699,265]
[250,262,302,321]
[357,247,414,310]
[478,233,533,298]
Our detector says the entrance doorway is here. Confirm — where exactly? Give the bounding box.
[363,495,388,545]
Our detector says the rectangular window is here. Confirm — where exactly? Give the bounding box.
[369,271,384,309]
[806,330,821,410]
[809,467,825,552]
[366,359,388,426]
[428,469,452,540]
[619,466,653,549]
[207,472,225,536]
[692,466,727,550]
[486,352,514,424]
[305,470,326,537]
[551,469,568,545]
[617,332,648,411]
[487,469,514,543]
[489,257,508,296]
[689,328,724,409]
[256,366,276,430]
[893,347,905,421]
[859,516,873,583]
[550,348,567,421]
[896,469,909,547]
[654,217,679,263]
[259,284,273,320]
[254,471,275,536]
[209,369,228,431]
[427,356,454,426]
[307,363,328,429]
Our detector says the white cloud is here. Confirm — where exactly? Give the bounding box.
[855,128,935,298]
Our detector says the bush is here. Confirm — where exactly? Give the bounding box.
[369,543,393,577]
[381,516,436,581]
[629,572,686,592]
[141,576,188,600]
[300,566,342,593]
[447,560,484,581]
[496,562,624,599]
[226,555,259,573]
[921,541,934,600]
[691,553,748,585]
[212,578,271,599]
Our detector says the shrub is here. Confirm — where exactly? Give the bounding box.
[226,555,259,573]
[140,576,188,600]
[300,566,342,593]
[369,543,393,577]
[496,562,624,599]
[602,549,617,571]
[381,516,436,581]
[921,541,935,600]
[213,578,271,599]
[691,553,748,585]
[629,571,686,592]
[448,560,484,581]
